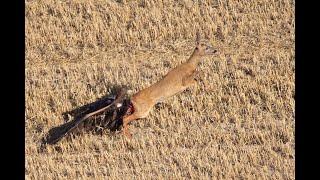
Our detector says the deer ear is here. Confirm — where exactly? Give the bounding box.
[196,31,200,45]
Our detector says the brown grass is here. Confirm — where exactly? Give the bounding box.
[26,0,295,179]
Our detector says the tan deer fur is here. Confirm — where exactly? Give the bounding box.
[123,33,217,138]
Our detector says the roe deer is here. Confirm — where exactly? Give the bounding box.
[123,32,217,138]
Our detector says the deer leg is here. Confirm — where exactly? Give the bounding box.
[122,113,138,138]
[194,70,204,82]
[182,71,198,87]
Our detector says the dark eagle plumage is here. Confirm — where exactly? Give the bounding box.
[42,88,133,145]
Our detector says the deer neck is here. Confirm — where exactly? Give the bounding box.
[186,50,201,68]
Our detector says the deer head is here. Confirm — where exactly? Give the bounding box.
[194,32,217,56]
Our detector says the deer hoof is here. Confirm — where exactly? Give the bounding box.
[123,130,132,139]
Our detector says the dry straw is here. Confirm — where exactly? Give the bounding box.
[26,0,294,179]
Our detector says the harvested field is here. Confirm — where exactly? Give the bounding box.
[26,0,295,179]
